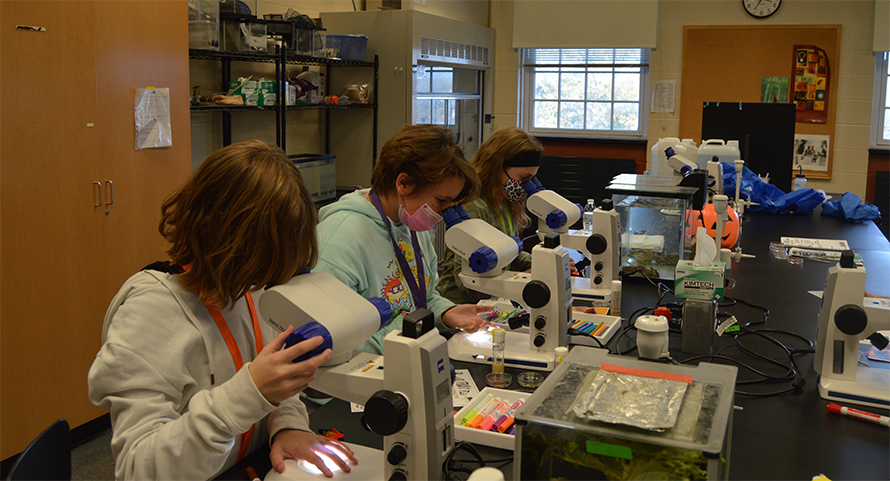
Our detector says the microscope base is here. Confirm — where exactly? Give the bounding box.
[447,330,555,371]
[264,442,383,480]
[818,367,890,410]
[570,278,612,305]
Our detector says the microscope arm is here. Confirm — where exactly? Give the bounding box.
[861,299,890,346]
[458,270,530,302]
[310,351,385,405]
[560,230,592,255]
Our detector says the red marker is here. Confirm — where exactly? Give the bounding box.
[827,403,889,427]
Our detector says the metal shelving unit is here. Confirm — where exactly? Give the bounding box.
[188,47,378,157]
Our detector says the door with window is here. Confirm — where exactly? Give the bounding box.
[414,64,482,158]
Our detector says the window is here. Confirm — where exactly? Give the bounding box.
[414,64,482,157]
[872,51,890,148]
[520,48,650,139]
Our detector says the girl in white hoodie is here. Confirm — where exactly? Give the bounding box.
[89,140,356,479]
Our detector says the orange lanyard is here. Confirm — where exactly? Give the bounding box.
[202,290,263,462]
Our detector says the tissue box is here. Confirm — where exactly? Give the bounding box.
[674,260,725,301]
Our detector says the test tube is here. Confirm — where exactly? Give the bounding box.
[486,329,512,387]
[610,280,622,317]
[492,329,505,373]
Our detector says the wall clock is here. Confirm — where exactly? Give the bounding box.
[743,0,782,18]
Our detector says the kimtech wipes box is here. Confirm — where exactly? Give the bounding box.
[674,260,725,301]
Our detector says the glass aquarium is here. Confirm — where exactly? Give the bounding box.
[607,174,700,280]
[514,347,736,481]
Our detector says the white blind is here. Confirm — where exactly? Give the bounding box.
[876,0,890,52]
[512,0,659,49]
[521,48,650,67]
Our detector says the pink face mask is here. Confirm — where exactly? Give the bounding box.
[398,194,443,231]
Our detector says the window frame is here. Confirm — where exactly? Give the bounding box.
[519,48,650,140]
[871,51,890,148]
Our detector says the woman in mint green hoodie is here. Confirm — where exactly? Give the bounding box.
[315,124,493,354]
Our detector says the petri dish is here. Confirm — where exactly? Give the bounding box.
[486,372,512,388]
[517,371,544,388]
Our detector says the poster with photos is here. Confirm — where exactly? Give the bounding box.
[793,134,830,172]
[792,45,830,123]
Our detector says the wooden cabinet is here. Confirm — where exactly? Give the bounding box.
[0,0,191,458]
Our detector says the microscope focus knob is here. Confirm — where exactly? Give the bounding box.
[534,316,546,330]
[586,234,608,255]
[545,209,568,230]
[522,280,551,309]
[834,304,868,336]
[533,335,546,347]
[593,274,603,285]
[594,261,604,272]
[468,246,498,274]
[362,390,408,436]
[389,469,408,481]
[387,443,408,466]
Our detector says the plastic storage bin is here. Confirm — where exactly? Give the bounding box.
[187,0,219,50]
[222,20,267,52]
[326,34,368,61]
[290,154,335,202]
[295,28,326,57]
[514,347,737,480]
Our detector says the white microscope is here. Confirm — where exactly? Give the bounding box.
[442,205,573,371]
[523,178,620,306]
[814,251,890,410]
[260,272,455,481]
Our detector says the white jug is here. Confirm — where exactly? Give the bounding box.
[696,139,740,170]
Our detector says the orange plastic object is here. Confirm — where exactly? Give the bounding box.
[685,203,740,249]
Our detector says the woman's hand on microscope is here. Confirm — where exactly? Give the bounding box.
[270,429,357,478]
[248,326,331,405]
[443,304,494,333]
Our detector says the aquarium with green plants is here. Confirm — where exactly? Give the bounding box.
[513,347,736,480]
[607,175,699,281]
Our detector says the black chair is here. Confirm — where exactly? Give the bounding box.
[5,419,71,481]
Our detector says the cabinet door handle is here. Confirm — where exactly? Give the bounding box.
[105,180,114,206]
[93,181,103,207]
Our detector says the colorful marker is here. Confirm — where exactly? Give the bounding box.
[828,402,890,427]
[595,321,611,336]
[465,398,502,429]
[496,399,526,433]
[492,398,525,432]
[478,400,511,431]
[460,394,493,425]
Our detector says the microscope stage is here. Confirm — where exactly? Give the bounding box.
[264,442,383,480]
[447,329,555,371]
[819,366,890,410]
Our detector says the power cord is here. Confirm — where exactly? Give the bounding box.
[567,328,611,353]
[442,441,513,480]
[681,303,814,397]
[443,441,484,480]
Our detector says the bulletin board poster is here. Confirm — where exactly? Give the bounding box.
[761,76,789,103]
[793,134,830,172]
[792,45,830,123]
